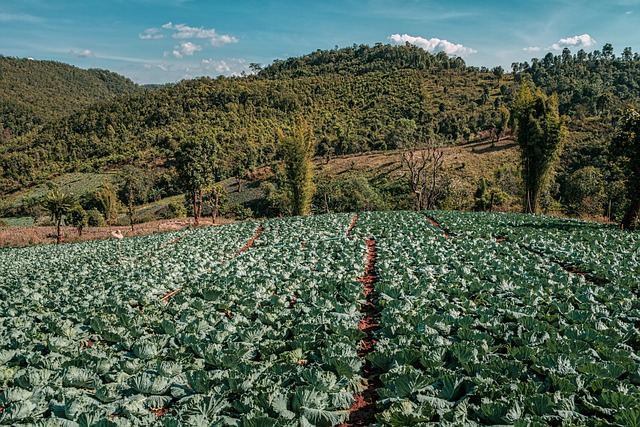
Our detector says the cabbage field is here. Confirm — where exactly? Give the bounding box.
[1,211,640,426]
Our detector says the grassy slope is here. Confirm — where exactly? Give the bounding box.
[2,136,519,221]
[3,172,118,207]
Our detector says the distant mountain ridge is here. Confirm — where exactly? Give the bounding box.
[0,55,142,137]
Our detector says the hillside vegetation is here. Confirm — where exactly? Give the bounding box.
[2,43,640,224]
[0,55,141,138]
[0,45,508,194]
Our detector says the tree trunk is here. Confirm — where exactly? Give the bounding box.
[56,217,63,245]
[324,192,330,214]
[193,189,202,227]
[193,190,199,227]
[212,193,219,225]
[128,186,136,232]
[128,203,135,232]
[622,194,640,230]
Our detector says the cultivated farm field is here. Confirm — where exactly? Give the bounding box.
[1,211,640,426]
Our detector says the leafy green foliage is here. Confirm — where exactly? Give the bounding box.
[512,82,565,214]
[611,108,640,229]
[0,55,140,138]
[0,44,506,194]
[351,210,640,426]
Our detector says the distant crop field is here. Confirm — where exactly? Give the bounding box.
[0,217,34,227]
[5,173,117,207]
[1,211,639,426]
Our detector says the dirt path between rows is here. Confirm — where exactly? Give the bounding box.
[346,214,359,237]
[236,225,263,254]
[340,238,381,426]
[423,214,452,238]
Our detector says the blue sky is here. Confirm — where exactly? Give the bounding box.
[1,0,639,84]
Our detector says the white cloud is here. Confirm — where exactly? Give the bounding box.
[130,58,249,83]
[69,49,94,58]
[161,22,238,46]
[201,58,247,76]
[388,34,476,56]
[626,10,633,14]
[172,41,202,58]
[523,46,541,53]
[140,28,165,40]
[548,34,596,51]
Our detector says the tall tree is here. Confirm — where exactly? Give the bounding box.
[203,184,226,225]
[494,106,511,142]
[611,108,640,229]
[95,184,120,226]
[120,166,148,231]
[67,203,88,237]
[42,189,76,244]
[175,138,218,226]
[279,120,315,216]
[512,82,565,214]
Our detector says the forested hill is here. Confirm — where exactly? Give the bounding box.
[2,43,640,196]
[0,44,502,193]
[256,43,467,78]
[0,55,141,137]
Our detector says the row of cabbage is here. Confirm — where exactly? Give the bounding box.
[349,210,441,240]
[352,213,640,426]
[426,210,640,284]
[254,213,356,247]
[0,215,372,426]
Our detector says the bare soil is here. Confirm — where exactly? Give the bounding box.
[346,214,359,237]
[340,238,381,427]
[423,214,451,238]
[0,217,235,248]
[236,225,263,254]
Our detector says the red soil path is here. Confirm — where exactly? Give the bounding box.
[236,225,263,254]
[423,215,451,238]
[346,214,359,237]
[160,289,181,302]
[339,238,381,427]
[159,230,189,250]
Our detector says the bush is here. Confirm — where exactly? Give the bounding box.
[67,204,88,229]
[563,166,607,216]
[227,204,253,220]
[315,176,386,213]
[168,201,187,219]
[86,208,105,227]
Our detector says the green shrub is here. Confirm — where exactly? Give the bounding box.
[86,208,105,227]
[227,204,253,220]
[168,201,187,219]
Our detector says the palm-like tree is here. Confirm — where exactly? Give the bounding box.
[42,189,76,244]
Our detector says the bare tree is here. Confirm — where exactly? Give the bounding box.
[402,143,445,210]
[393,119,446,210]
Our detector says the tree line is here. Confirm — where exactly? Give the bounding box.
[2,43,640,229]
